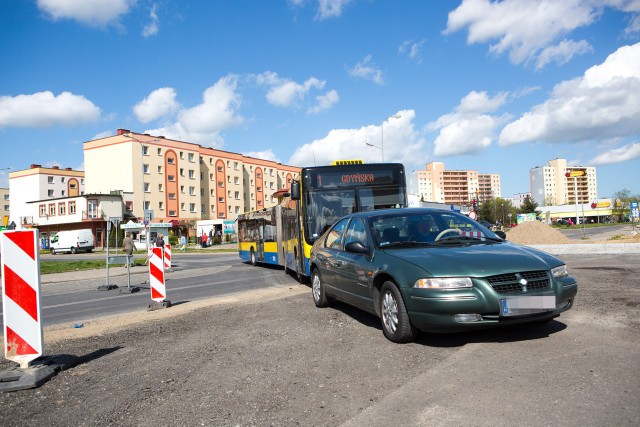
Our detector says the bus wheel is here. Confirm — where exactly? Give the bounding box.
[250,248,257,266]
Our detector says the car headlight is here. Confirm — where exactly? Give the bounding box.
[413,277,473,289]
[551,265,569,278]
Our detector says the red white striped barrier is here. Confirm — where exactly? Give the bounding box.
[164,244,171,270]
[461,231,485,240]
[1,230,43,369]
[148,246,166,302]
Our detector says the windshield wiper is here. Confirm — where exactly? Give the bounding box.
[434,236,488,245]
[380,241,434,248]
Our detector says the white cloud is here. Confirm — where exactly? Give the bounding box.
[144,75,244,147]
[589,142,640,165]
[92,130,114,140]
[428,91,510,156]
[399,39,426,63]
[133,87,179,123]
[317,0,351,20]
[242,150,281,163]
[37,0,135,27]
[307,90,339,114]
[535,39,593,70]
[0,91,101,128]
[251,71,337,112]
[499,43,640,145]
[348,55,384,85]
[288,110,425,167]
[142,3,160,37]
[444,0,606,68]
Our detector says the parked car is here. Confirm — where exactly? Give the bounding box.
[310,208,578,343]
[50,229,95,254]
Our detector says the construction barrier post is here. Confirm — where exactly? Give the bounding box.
[163,244,172,270]
[1,230,78,392]
[148,246,171,310]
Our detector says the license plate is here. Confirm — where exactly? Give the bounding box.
[500,296,556,317]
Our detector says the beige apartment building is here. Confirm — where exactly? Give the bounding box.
[84,129,299,226]
[530,158,597,207]
[1,187,9,227]
[409,162,501,205]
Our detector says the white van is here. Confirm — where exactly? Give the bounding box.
[50,229,95,254]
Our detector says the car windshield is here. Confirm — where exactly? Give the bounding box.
[369,210,502,248]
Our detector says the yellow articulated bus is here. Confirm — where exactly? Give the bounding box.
[238,161,407,281]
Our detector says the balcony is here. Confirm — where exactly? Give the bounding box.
[82,210,104,220]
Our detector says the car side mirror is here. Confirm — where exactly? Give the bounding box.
[345,241,369,255]
[495,230,507,240]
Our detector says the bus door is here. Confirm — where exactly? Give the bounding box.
[257,220,265,262]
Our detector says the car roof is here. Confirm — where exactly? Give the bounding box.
[350,207,453,219]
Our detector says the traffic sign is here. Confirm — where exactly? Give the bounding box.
[144,210,154,222]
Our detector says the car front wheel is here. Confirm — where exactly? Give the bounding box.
[71,247,77,254]
[380,281,417,343]
[311,268,329,307]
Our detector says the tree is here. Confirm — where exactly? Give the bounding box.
[518,195,539,215]
[478,197,515,225]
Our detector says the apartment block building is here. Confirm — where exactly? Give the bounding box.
[409,162,501,205]
[1,187,8,226]
[530,158,597,207]
[84,129,299,225]
[8,165,85,228]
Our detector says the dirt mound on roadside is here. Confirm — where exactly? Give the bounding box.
[505,221,571,245]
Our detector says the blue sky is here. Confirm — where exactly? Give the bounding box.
[1,0,639,200]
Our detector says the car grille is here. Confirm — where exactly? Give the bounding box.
[484,270,550,294]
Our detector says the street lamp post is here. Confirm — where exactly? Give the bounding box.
[122,133,159,248]
[365,141,383,161]
[379,113,401,162]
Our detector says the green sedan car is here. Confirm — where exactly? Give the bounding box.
[310,208,578,343]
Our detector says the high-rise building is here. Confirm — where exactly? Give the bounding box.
[84,130,299,223]
[409,162,501,205]
[530,158,597,206]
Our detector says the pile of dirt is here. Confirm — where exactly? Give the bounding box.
[505,221,571,245]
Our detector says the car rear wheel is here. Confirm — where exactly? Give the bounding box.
[380,281,417,343]
[71,247,77,254]
[311,268,329,307]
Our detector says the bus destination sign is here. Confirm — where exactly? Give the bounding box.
[313,169,400,188]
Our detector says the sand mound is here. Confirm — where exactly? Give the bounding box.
[506,221,571,245]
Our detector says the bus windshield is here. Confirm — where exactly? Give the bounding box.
[303,185,406,243]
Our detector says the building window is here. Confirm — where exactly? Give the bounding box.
[189,186,195,195]
[125,201,133,211]
[181,203,185,211]
[81,179,84,185]
[210,173,214,181]
[39,204,46,217]
[169,210,177,217]
[58,203,66,216]
[159,202,164,210]
[61,177,65,183]
[218,212,225,218]
[188,153,195,162]
[69,201,76,214]
[218,181,223,188]
[168,175,175,182]
[188,170,195,179]
[48,176,54,184]
[218,197,224,203]
[211,204,215,212]
[180,151,184,159]
[142,145,149,155]
[143,164,149,174]
[158,165,163,174]
[158,184,164,192]
[167,157,174,165]
[234,191,240,199]
[180,185,185,193]
[189,203,196,213]
[168,192,176,200]
[49,203,56,216]
[234,161,239,170]
[144,183,150,192]
[201,204,205,213]
[48,190,54,197]
[234,177,239,185]
[180,168,184,176]
[157,148,162,156]
[217,166,223,172]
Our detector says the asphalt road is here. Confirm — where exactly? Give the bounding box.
[0,253,638,426]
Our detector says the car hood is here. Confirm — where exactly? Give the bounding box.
[380,242,563,277]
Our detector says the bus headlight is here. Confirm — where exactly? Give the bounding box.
[413,277,473,289]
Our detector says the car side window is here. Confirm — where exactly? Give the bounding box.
[325,218,350,249]
[343,218,367,248]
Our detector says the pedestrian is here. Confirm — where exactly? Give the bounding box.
[180,235,187,252]
[201,232,208,248]
[155,233,165,247]
[122,232,136,267]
